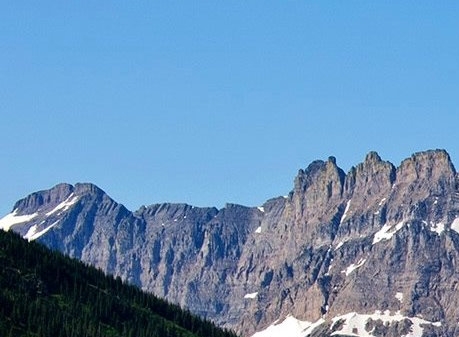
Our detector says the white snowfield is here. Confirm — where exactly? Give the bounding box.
[0,194,79,241]
[23,221,59,242]
[0,210,38,231]
[372,221,405,245]
[46,194,79,216]
[395,292,404,303]
[244,292,258,299]
[252,311,441,337]
[450,217,459,234]
[340,200,351,224]
[330,311,441,337]
[252,315,324,337]
[429,222,445,235]
[341,258,366,276]
[371,217,459,245]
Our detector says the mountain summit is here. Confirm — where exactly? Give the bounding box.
[2,149,459,337]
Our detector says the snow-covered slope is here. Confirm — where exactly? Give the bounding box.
[0,187,81,242]
[0,210,38,232]
[253,311,441,337]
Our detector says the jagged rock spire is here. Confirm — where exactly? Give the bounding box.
[3,149,459,337]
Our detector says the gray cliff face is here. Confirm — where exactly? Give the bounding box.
[3,149,459,337]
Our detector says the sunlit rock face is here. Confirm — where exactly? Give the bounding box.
[3,149,459,337]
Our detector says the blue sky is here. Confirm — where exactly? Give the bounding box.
[1,2,458,215]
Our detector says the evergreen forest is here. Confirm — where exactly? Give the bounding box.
[0,230,239,337]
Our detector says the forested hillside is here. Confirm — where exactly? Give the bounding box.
[0,229,238,337]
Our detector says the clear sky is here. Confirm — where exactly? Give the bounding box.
[1,2,458,215]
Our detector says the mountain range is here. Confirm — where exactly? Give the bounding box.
[1,149,458,337]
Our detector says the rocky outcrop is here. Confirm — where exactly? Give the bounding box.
[2,149,459,337]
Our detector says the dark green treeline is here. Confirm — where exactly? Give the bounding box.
[0,230,238,337]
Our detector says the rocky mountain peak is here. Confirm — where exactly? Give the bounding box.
[73,182,107,196]
[382,149,457,223]
[364,150,381,163]
[327,156,337,165]
[289,157,346,247]
[11,182,111,216]
[395,150,454,196]
[5,149,459,337]
[344,151,395,203]
[13,183,75,215]
[293,157,345,198]
[397,149,455,182]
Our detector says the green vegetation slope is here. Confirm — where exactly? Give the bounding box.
[0,230,238,337]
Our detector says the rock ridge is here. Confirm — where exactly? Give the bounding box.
[2,149,459,337]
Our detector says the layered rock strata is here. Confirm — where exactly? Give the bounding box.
[2,149,458,337]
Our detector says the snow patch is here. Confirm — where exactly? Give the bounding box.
[451,217,459,234]
[335,241,344,250]
[372,221,405,245]
[255,226,262,234]
[244,292,258,299]
[330,311,441,337]
[23,221,59,241]
[0,210,38,231]
[23,224,38,240]
[340,200,351,224]
[45,194,79,216]
[395,292,404,303]
[257,206,265,213]
[378,198,387,206]
[430,222,445,235]
[341,258,366,276]
[251,311,441,337]
[252,315,325,337]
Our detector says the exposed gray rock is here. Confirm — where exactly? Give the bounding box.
[2,149,459,337]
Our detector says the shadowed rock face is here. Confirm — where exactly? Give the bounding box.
[3,149,459,337]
